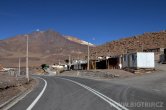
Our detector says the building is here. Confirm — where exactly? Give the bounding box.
[160,48,166,63]
[144,48,165,63]
[70,60,87,70]
[89,56,120,69]
[122,52,155,69]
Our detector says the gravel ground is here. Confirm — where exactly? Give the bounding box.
[0,72,37,105]
[59,69,134,80]
[0,73,28,89]
[59,64,166,80]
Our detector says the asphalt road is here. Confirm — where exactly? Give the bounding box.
[10,72,166,110]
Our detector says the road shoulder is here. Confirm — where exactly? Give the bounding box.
[0,78,38,109]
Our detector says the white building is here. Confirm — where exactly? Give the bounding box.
[122,52,155,69]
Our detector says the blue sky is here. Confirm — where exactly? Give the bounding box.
[0,0,166,45]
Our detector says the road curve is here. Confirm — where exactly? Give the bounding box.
[10,75,166,110]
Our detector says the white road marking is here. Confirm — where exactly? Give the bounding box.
[26,77,47,110]
[1,89,32,110]
[152,89,160,92]
[60,77,129,110]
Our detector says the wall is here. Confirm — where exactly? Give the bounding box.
[137,52,155,68]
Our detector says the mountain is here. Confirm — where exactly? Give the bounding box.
[65,36,95,47]
[0,30,89,67]
[90,31,166,59]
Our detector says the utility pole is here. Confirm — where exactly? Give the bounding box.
[18,57,21,76]
[95,52,97,70]
[108,46,110,70]
[26,35,29,82]
[105,44,107,69]
[69,55,71,70]
[59,59,60,65]
[87,42,90,70]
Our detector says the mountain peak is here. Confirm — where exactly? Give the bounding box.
[0,30,88,67]
[65,35,95,47]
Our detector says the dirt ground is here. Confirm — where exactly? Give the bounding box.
[0,72,37,105]
[59,64,166,80]
[59,69,135,80]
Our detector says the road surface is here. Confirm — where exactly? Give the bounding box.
[10,72,166,110]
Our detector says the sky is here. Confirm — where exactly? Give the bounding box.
[0,0,166,45]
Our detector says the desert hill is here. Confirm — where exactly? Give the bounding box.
[0,30,90,67]
[90,31,166,58]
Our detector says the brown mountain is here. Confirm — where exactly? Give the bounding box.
[0,30,88,67]
[90,31,166,59]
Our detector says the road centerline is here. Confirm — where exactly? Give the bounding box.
[59,77,129,110]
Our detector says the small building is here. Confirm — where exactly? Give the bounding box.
[91,56,120,69]
[144,48,165,63]
[93,56,109,69]
[160,48,166,63]
[108,56,121,69]
[122,52,155,69]
[70,60,87,70]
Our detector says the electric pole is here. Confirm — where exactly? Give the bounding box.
[87,42,90,70]
[95,52,97,70]
[105,44,107,69]
[26,35,29,82]
[18,57,20,76]
[69,55,71,70]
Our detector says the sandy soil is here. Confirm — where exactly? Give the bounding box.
[0,72,37,105]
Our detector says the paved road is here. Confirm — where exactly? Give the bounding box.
[10,73,166,110]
